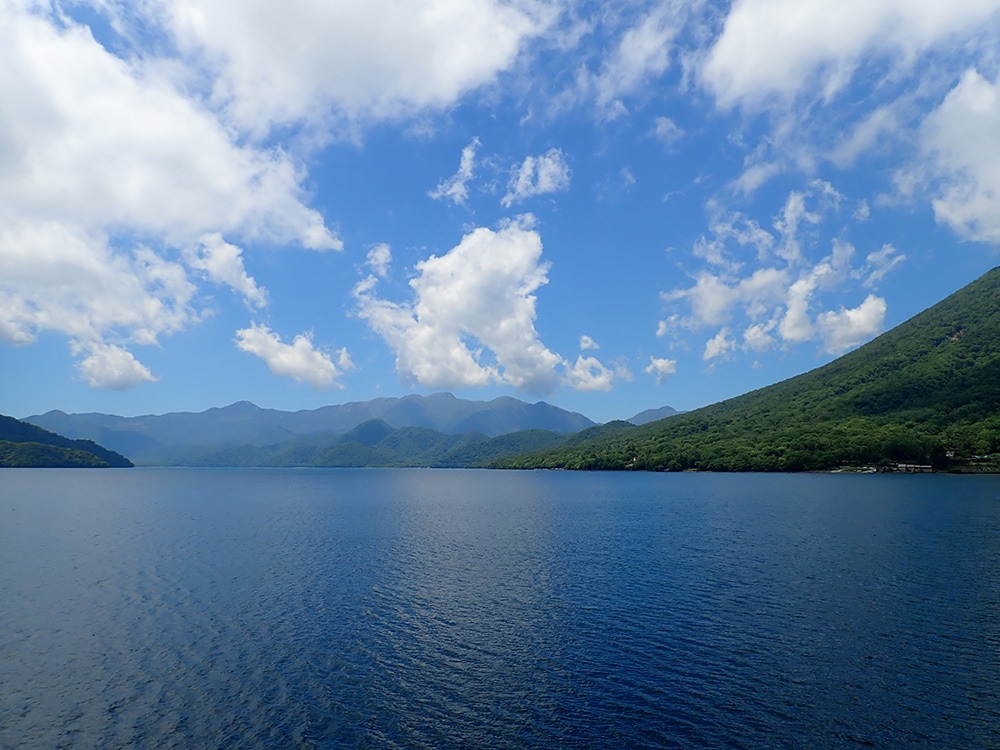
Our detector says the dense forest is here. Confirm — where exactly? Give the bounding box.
[495,266,1000,472]
[0,415,133,468]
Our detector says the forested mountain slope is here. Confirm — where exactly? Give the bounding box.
[496,266,1000,472]
[0,415,133,468]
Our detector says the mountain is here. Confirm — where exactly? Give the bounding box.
[626,406,679,425]
[0,415,133,468]
[496,266,1000,472]
[25,393,595,465]
[168,419,568,468]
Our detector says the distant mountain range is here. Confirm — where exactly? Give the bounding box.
[497,265,1000,472]
[626,406,680,425]
[25,393,598,465]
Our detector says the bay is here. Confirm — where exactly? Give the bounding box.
[1,469,999,748]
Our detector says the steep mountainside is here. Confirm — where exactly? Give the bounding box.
[26,393,595,465]
[0,415,133,468]
[497,266,1000,472]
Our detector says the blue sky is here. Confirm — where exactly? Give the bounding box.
[2,0,999,423]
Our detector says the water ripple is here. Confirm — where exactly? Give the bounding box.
[1,470,999,748]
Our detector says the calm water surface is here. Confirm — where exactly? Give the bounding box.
[1,469,998,748]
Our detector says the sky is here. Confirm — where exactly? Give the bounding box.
[2,0,1000,424]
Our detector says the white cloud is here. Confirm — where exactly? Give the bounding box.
[429,138,480,205]
[366,243,392,278]
[579,335,600,350]
[922,69,1000,244]
[74,342,158,389]
[645,356,677,385]
[742,321,777,352]
[0,4,340,387]
[0,221,200,383]
[703,328,737,361]
[693,205,776,267]
[816,294,887,353]
[732,161,782,195]
[145,0,552,134]
[235,323,352,388]
[0,9,338,250]
[663,267,789,328]
[354,217,564,393]
[773,191,821,264]
[501,149,571,206]
[592,3,684,114]
[184,234,267,309]
[564,355,614,392]
[778,277,818,343]
[858,244,905,287]
[663,187,893,361]
[702,0,1000,109]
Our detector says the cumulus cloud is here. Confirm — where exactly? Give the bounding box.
[74,342,158,390]
[355,217,614,394]
[645,356,677,385]
[355,217,563,391]
[816,294,887,354]
[922,69,1000,244]
[662,187,898,361]
[702,0,1000,109]
[501,149,571,206]
[429,138,480,205]
[703,329,737,361]
[235,323,352,388]
[0,226,193,344]
[663,267,789,328]
[0,9,338,249]
[145,0,552,134]
[742,320,778,352]
[0,4,339,387]
[564,356,615,392]
[579,335,600,350]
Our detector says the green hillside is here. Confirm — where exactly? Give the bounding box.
[496,266,1000,472]
[0,415,133,468]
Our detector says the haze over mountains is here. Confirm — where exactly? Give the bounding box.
[25,393,602,465]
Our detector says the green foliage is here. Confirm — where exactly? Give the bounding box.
[497,266,1000,472]
[0,415,132,467]
[0,440,109,467]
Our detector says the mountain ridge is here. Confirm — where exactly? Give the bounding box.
[26,393,596,464]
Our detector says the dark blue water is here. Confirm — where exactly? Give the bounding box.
[1,470,998,748]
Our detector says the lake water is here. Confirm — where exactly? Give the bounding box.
[1,469,998,748]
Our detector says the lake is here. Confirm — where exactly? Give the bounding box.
[1,469,998,748]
